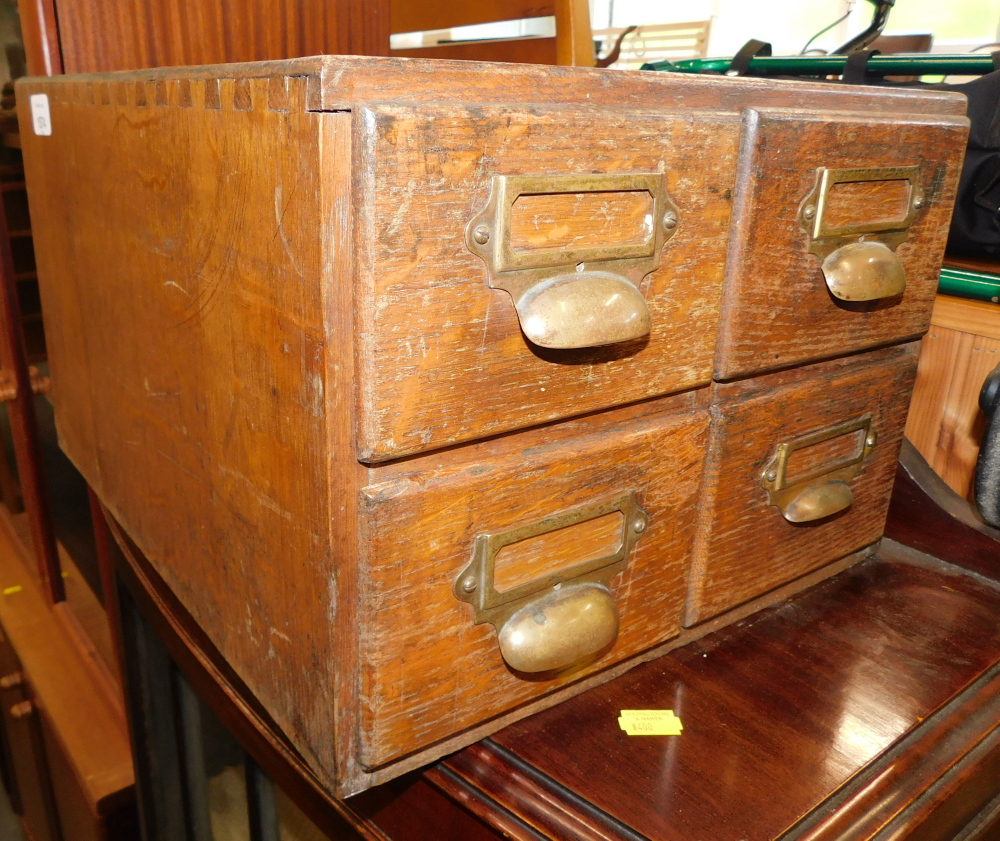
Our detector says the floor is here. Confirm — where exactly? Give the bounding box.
[0,783,23,841]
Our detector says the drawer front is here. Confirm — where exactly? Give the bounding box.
[715,108,967,379]
[358,398,709,767]
[354,104,738,461]
[685,344,919,625]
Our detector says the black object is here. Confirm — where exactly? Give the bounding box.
[832,0,895,54]
[975,363,1000,527]
[943,64,1000,259]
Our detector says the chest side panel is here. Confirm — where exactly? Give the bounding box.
[20,75,346,784]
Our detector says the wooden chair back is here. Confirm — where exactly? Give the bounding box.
[389,0,593,66]
[592,21,711,71]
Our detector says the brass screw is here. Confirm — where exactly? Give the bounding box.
[765,469,777,482]
[913,196,924,209]
[662,211,678,231]
[866,433,877,448]
[633,519,647,534]
[461,576,477,593]
[803,205,816,220]
[473,226,490,245]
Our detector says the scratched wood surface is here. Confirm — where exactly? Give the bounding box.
[359,393,708,766]
[715,108,967,379]
[685,343,919,625]
[493,510,624,592]
[19,73,353,792]
[355,104,737,460]
[16,57,966,797]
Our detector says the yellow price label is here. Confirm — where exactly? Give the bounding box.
[617,709,683,736]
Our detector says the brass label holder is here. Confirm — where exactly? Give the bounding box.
[466,172,678,349]
[798,165,924,302]
[761,415,877,523]
[454,492,649,673]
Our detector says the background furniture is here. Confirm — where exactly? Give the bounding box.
[905,289,1000,500]
[592,21,712,70]
[389,0,594,66]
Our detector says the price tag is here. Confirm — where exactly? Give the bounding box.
[617,709,683,736]
[29,94,52,136]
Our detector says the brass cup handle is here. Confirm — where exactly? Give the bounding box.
[762,416,877,523]
[799,165,925,302]
[454,493,649,674]
[821,240,906,302]
[514,271,651,349]
[779,477,854,523]
[466,172,678,349]
[498,584,620,673]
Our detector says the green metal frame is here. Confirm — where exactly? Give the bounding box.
[643,54,997,76]
[939,267,1000,303]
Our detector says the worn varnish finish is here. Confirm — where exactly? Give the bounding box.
[355,105,735,459]
[22,74,351,790]
[18,57,967,796]
[715,109,967,379]
[686,344,919,624]
[99,432,1000,838]
[444,551,1000,841]
[360,394,708,765]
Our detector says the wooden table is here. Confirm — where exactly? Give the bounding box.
[347,441,1000,840]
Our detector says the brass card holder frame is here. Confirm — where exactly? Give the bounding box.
[454,492,649,673]
[761,415,877,523]
[466,172,678,349]
[798,165,924,302]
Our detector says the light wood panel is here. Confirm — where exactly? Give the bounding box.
[905,295,1000,499]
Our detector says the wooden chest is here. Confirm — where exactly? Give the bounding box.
[16,57,967,796]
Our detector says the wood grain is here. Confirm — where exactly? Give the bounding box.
[17,57,962,797]
[929,294,1000,341]
[482,552,1000,841]
[508,191,652,254]
[20,74,351,792]
[823,177,911,229]
[905,296,1000,499]
[714,108,968,379]
[493,511,624,592]
[686,344,919,625]
[359,395,709,766]
[19,56,968,117]
[355,104,737,460]
[49,0,389,74]
[390,1,554,35]
[885,439,1000,583]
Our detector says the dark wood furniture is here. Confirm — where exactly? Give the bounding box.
[18,56,969,798]
[105,440,1000,840]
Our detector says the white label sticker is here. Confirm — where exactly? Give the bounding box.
[29,94,52,136]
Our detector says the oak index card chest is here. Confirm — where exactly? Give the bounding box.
[17,56,968,796]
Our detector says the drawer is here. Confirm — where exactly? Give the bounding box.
[685,344,919,625]
[358,395,709,767]
[354,104,738,461]
[715,108,967,379]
